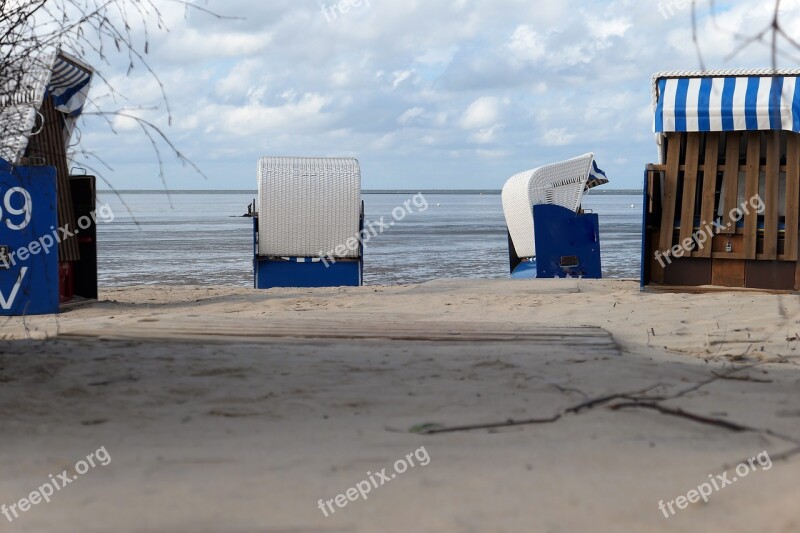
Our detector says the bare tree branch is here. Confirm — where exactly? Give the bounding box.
[693,0,800,71]
[0,0,231,197]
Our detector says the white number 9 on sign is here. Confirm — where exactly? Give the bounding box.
[1,187,33,231]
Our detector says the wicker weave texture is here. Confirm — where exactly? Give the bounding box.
[502,153,594,259]
[258,157,362,258]
[0,53,53,164]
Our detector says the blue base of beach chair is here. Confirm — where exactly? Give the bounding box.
[511,259,538,279]
[0,161,60,316]
[530,204,603,279]
[254,257,363,289]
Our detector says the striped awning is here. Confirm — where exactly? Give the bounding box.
[654,71,800,134]
[48,55,92,116]
[586,160,609,190]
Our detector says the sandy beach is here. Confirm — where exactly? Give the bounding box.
[1,279,799,532]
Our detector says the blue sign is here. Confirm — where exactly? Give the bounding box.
[0,160,59,316]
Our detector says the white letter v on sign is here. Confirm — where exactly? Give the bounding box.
[0,267,28,310]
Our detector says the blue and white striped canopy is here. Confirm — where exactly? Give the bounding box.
[48,55,92,116]
[654,72,800,134]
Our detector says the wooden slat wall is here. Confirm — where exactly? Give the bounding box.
[721,132,741,234]
[764,131,780,259]
[25,97,80,262]
[659,133,682,253]
[648,128,800,290]
[786,134,800,262]
[698,135,719,258]
[679,133,701,247]
[744,132,761,259]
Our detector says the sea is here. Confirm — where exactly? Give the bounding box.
[96,191,643,287]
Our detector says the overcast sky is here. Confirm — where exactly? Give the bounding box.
[80,0,799,190]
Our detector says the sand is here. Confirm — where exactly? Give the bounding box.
[0,279,799,532]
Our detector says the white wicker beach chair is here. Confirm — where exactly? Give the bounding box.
[255,157,363,288]
[502,153,598,259]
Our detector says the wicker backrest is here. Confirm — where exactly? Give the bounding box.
[0,53,52,164]
[258,157,362,258]
[502,153,595,259]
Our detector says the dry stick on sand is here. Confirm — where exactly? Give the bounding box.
[411,386,662,435]
[607,403,750,432]
[411,365,800,462]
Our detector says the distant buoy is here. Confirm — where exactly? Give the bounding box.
[630,204,635,208]
[436,203,441,207]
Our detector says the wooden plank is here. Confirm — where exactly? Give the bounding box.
[698,135,720,258]
[796,261,800,291]
[650,164,787,172]
[679,133,701,248]
[659,133,683,253]
[744,132,761,259]
[785,134,800,262]
[25,97,80,262]
[763,131,780,259]
[712,259,746,287]
[59,318,617,347]
[721,132,741,235]
[647,170,655,215]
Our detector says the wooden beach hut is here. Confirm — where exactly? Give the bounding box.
[643,70,800,291]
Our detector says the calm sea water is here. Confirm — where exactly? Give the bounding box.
[96,192,643,287]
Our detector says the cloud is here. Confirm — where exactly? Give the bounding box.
[507,25,546,64]
[398,107,425,125]
[470,126,499,144]
[199,93,333,137]
[542,128,576,147]
[392,70,414,89]
[460,97,502,130]
[72,0,792,190]
[588,17,632,40]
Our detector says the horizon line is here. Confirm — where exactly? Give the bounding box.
[98,188,644,194]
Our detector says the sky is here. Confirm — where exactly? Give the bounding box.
[72,0,800,190]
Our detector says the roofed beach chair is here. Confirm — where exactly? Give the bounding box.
[502,153,609,279]
[0,50,96,316]
[254,157,364,288]
[643,69,800,291]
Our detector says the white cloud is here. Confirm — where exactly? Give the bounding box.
[507,25,546,64]
[73,0,795,189]
[371,132,397,150]
[398,107,426,125]
[588,17,632,40]
[460,97,502,130]
[542,128,576,147]
[205,93,332,137]
[470,126,499,144]
[392,70,414,89]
